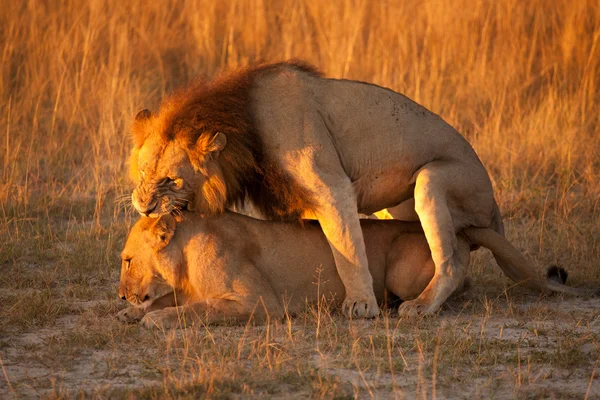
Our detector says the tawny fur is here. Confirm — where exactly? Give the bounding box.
[127,60,534,318]
[117,212,596,329]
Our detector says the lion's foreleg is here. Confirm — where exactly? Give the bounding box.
[140,297,282,329]
[117,291,179,323]
[277,122,379,318]
[308,175,379,318]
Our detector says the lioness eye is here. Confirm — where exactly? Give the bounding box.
[173,178,183,187]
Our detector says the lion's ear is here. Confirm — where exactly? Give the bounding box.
[131,108,152,149]
[135,109,152,121]
[197,132,227,157]
[148,214,176,250]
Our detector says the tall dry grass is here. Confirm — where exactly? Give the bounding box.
[0,0,599,271]
[1,1,600,397]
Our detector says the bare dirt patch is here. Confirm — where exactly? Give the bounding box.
[2,284,600,398]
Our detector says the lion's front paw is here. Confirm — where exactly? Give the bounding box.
[117,306,147,323]
[140,309,179,329]
[342,295,380,319]
[397,299,439,317]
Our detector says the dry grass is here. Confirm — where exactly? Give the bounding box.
[1,0,599,397]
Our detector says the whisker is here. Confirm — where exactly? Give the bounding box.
[114,195,134,212]
[114,196,133,206]
[115,200,133,209]
[114,194,131,202]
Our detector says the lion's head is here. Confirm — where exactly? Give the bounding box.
[118,215,178,306]
[129,63,319,220]
[128,73,262,218]
[129,107,232,217]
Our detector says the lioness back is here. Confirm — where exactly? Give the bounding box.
[183,213,433,311]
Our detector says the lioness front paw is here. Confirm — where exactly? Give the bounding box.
[397,299,439,317]
[342,295,380,319]
[141,309,179,329]
[117,306,147,323]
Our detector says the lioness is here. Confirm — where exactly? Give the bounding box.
[117,212,592,329]
[129,61,517,317]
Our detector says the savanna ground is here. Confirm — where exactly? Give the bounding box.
[1,0,600,398]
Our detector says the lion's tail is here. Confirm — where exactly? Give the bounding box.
[462,227,599,296]
[491,200,505,237]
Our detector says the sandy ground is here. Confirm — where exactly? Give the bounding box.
[2,286,599,399]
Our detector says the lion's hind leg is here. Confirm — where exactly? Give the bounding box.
[386,232,472,311]
[398,162,481,316]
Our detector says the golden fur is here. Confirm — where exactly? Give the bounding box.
[128,60,572,318]
[117,212,595,329]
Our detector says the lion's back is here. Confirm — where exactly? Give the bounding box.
[250,66,465,168]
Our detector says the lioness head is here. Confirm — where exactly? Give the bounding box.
[118,215,178,306]
[129,108,229,217]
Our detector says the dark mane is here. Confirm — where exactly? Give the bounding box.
[156,60,320,220]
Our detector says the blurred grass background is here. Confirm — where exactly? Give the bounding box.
[1,0,599,285]
[1,1,600,397]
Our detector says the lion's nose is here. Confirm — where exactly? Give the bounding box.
[132,189,158,216]
[138,199,158,217]
[134,201,157,217]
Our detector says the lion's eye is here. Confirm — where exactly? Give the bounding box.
[153,273,165,282]
[173,178,183,188]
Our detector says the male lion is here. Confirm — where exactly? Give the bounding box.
[129,61,513,317]
[117,212,593,329]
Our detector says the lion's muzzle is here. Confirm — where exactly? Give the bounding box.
[123,291,150,305]
[132,185,161,217]
[119,281,149,305]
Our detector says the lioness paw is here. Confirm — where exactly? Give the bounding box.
[141,310,179,329]
[397,299,439,317]
[342,295,380,319]
[117,306,146,323]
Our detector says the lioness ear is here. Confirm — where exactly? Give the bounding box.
[131,108,152,149]
[198,132,227,157]
[149,214,176,249]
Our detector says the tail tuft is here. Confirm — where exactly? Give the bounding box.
[547,265,568,284]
